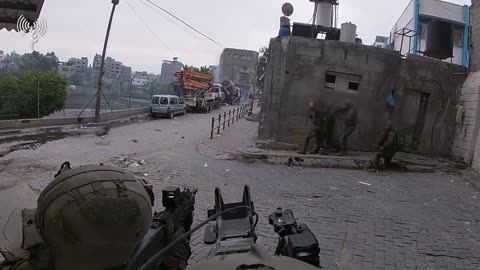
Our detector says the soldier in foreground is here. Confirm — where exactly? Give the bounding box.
[1,164,321,270]
[335,101,358,156]
[298,101,327,155]
[368,121,403,172]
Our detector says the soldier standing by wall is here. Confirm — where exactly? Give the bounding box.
[298,101,327,155]
[335,101,358,156]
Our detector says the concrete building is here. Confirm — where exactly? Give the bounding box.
[160,57,183,87]
[0,50,5,67]
[452,0,480,171]
[58,57,88,78]
[93,54,132,82]
[374,36,388,48]
[388,0,470,66]
[219,48,259,99]
[133,71,156,87]
[260,36,466,156]
[121,65,132,83]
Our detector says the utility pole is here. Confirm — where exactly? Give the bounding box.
[129,73,137,109]
[37,71,40,118]
[150,78,158,100]
[94,0,120,123]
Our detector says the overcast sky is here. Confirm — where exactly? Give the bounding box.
[0,0,471,73]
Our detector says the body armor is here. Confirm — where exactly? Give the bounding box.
[1,164,153,270]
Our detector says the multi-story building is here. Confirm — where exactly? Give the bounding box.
[121,65,132,83]
[374,36,388,48]
[133,71,156,87]
[0,50,5,69]
[58,57,89,78]
[387,0,469,66]
[93,54,132,83]
[219,48,259,99]
[159,57,183,87]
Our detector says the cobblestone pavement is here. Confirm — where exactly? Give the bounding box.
[0,107,479,269]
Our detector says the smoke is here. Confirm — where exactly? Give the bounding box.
[212,66,220,83]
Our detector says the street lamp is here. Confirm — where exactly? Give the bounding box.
[94,0,120,123]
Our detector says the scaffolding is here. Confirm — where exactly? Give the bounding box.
[394,28,420,57]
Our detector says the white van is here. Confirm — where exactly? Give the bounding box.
[150,95,186,119]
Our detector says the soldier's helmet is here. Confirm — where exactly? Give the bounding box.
[35,164,153,270]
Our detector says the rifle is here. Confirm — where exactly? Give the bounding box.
[203,185,320,267]
[203,186,257,256]
[126,186,197,270]
[269,208,320,267]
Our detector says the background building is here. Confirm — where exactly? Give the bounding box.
[133,71,156,87]
[219,48,259,99]
[160,57,183,87]
[374,36,388,48]
[388,0,469,66]
[0,51,5,68]
[58,57,88,78]
[93,54,132,83]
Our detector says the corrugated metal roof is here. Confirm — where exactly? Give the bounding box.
[0,0,45,31]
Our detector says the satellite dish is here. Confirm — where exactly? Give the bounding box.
[282,3,294,17]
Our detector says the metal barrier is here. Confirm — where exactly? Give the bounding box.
[210,105,248,139]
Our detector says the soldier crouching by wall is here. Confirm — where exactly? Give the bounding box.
[367,120,406,172]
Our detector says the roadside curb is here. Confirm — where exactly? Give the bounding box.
[236,147,452,173]
[237,147,370,170]
[458,169,480,191]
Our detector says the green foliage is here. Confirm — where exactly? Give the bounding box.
[257,46,269,91]
[0,71,68,119]
[69,73,84,86]
[183,65,211,75]
[17,51,59,72]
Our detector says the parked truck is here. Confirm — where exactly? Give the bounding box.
[175,70,220,113]
[174,70,242,113]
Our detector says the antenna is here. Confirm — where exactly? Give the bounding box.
[16,15,48,50]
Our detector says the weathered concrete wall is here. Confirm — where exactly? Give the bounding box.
[260,37,467,156]
[451,73,480,164]
[0,108,149,130]
[471,0,480,73]
[452,0,480,169]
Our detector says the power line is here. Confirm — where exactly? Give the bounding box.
[125,0,177,56]
[137,0,206,47]
[141,0,226,49]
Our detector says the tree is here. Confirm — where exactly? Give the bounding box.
[257,46,269,93]
[183,65,210,75]
[0,71,67,119]
[17,51,59,72]
[69,73,83,86]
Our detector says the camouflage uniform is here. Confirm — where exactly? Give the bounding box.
[299,107,327,154]
[372,128,399,170]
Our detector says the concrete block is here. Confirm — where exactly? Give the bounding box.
[0,108,148,130]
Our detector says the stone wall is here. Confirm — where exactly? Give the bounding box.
[471,0,480,72]
[452,0,480,169]
[260,37,467,156]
